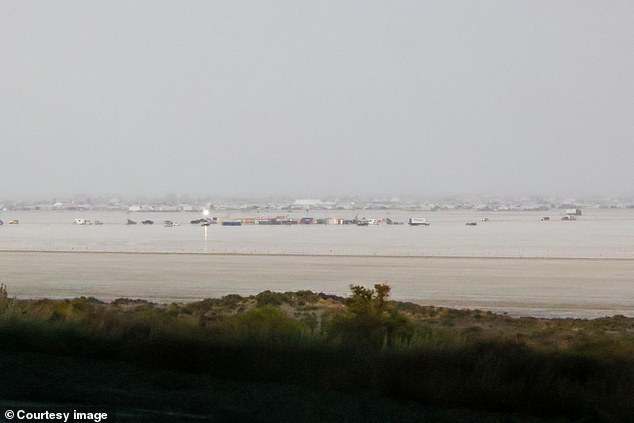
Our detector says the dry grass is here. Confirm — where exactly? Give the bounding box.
[1,288,633,421]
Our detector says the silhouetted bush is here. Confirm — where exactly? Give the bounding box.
[1,286,634,421]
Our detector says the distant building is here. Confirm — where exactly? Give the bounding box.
[292,199,323,210]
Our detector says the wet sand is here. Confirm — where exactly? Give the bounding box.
[1,251,633,318]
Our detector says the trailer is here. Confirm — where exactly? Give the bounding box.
[408,217,430,226]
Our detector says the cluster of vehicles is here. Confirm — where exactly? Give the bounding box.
[68,216,434,227]
[125,219,179,227]
[72,218,103,225]
[3,210,581,229]
[125,219,155,225]
[71,218,183,227]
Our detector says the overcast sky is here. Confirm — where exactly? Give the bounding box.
[1,1,633,200]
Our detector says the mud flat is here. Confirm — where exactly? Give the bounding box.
[1,250,633,318]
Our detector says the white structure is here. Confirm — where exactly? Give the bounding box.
[73,218,92,225]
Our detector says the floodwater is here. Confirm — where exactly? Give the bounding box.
[1,209,633,317]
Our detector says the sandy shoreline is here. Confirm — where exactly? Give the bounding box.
[2,250,633,318]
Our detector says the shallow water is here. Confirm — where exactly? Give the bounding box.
[1,209,633,258]
[1,209,633,318]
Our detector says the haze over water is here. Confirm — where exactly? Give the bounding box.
[3,1,634,320]
[1,208,633,318]
[0,209,632,258]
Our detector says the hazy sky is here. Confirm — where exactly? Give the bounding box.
[2,1,633,199]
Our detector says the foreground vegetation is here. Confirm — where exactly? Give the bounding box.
[1,283,633,422]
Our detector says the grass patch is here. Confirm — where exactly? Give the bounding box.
[0,286,633,421]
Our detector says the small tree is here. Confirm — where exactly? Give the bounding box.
[347,284,390,317]
[326,283,413,351]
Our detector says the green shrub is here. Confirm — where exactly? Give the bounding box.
[232,305,308,344]
[255,291,283,307]
[2,289,634,420]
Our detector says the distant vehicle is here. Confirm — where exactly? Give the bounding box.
[565,208,582,216]
[94,220,104,225]
[465,222,477,226]
[141,220,154,225]
[541,217,550,221]
[221,220,241,226]
[9,219,19,224]
[164,220,179,227]
[408,217,430,226]
[127,219,137,225]
[357,218,378,226]
[193,218,214,225]
[73,218,92,225]
[561,215,576,221]
[0,219,3,225]
[481,217,489,222]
